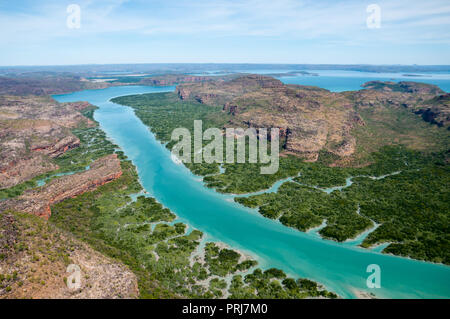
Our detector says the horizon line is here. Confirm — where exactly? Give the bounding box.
[1,62,450,68]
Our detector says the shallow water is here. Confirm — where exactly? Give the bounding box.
[36,166,90,187]
[278,70,450,92]
[192,69,450,92]
[53,85,450,299]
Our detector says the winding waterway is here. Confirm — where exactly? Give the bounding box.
[53,85,450,299]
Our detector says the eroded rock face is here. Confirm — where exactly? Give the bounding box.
[177,75,284,105]
[0,95,94,127]
[416,93,450,129]
[0,155,58,189]
[351,83,449,129]
[0,96,95,189]
[0,154,122,219]
[176,76,448,161]
[31,135,80,158]
[177,75,363,160]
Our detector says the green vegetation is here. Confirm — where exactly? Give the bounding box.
[349,106,450,163]
[47,122,334,298]
[203,157,303,194]
[112,92,304,192]
[0,106,119,200]
[50,157,332,298]
[112,92,228,176]
[55,127,119,173]
[112,92,226,144]
[112,92,450,264]
[5,95,332,298]
[204,243,257,277]
[229,269,337,299]
[0,127,121,200]
[0,179,39,199]
[237,149,450,264]
[0,210,74,297]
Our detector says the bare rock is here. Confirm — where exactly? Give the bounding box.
[0,154,123,219]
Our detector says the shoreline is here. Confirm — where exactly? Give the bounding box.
[50,85,450,299]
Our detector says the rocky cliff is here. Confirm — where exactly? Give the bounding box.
[0,96,95,189]
[356,81,449,129]
[176,75,363,161]
[175,76,447,161]
[416,93,450,129]
[0,154,122,219]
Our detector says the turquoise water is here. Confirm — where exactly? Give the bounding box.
[277,70,450,92]
[53,85,450,299]
[192,69,450,92]
[36,166,90,186]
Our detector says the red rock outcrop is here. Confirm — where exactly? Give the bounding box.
[176,75,362,160]
[0,156,59,189]
[0,96,97,189]
[31,135,80,158]
[176,75,448,161]
[0,154,122,219]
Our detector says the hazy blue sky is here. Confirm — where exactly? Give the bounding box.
[1,0,449,66]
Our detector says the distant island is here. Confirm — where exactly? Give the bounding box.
[402,74,428,77]
[2,63,450,77]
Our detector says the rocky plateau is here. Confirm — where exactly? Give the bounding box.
[176,75,449,161]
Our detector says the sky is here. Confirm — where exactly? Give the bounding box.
[0,0,449,66]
